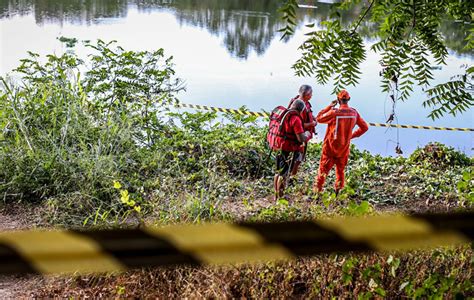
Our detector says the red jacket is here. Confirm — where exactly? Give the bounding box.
[317,103,368,158]
[276,112,306,152]
[289,97,315,133]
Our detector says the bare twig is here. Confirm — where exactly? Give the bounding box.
[351,0,375,34]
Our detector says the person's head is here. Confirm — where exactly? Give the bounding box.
[291,99,306,112]
[298,84,313,101]
[337,89,351,104]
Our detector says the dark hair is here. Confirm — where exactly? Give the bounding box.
[291,99,306,112]
[298,84,312,96]
[340,98,350,104]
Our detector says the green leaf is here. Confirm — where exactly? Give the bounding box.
[462,171,471,181]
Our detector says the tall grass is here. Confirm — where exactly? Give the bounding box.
[0,39,273,225]
[0,40,180,206]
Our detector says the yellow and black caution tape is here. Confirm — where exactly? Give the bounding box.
[0,211,472,275]
[170,102,269,117]
[171,102,473,132]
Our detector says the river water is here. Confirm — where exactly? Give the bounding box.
[1,0,473,156]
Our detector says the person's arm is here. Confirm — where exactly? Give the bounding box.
[301,102,316,131]
[291,115,311,143]
[303,121,316,130]
[316,103,337,124]
[352,113,369,139]
[296,131,311,143]
[303,120,317,133]
[302,110,317,132]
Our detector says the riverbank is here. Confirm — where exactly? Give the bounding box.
[1,120,472,297]
[1,41,472,298]
[1,127,473,297]
[1,179,472,298]
[2,112,472,228]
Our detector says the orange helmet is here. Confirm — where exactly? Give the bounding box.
[337,90,350,101]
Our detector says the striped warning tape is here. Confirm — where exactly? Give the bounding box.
[170,102,473,132]
[0,211,472,275]
[174,102,268,118]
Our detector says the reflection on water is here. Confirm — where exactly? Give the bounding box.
[1,0,470,59]
[0,0,129,25]
[168,0,282,59]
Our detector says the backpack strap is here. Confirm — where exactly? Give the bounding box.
[287,96,298,109]
[279,109,303,142]
[279,109,300,130]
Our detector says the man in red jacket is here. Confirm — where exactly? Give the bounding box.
[287,85,317,178]
[273,99,312,200]
[314,90,368,194]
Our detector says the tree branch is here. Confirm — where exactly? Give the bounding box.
[351,0,375,34]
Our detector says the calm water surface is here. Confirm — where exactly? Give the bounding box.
[1,0,473,156]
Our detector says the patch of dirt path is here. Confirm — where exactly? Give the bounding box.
[0,207,42,299]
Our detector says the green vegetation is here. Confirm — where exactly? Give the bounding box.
[1,41,472,298]
[280,0,473,119]
[1,40,473,226]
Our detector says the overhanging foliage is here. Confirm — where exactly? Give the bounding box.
[279,0,473,119]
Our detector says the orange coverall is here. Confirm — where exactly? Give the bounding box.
[315,103,369,192]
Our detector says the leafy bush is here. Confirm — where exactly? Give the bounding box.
[409,142,472,167]
[457,169,474,205]
[0,40,274,225]
[0,40,181,208]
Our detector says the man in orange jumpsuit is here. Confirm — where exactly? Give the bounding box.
[314,90,369,193]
